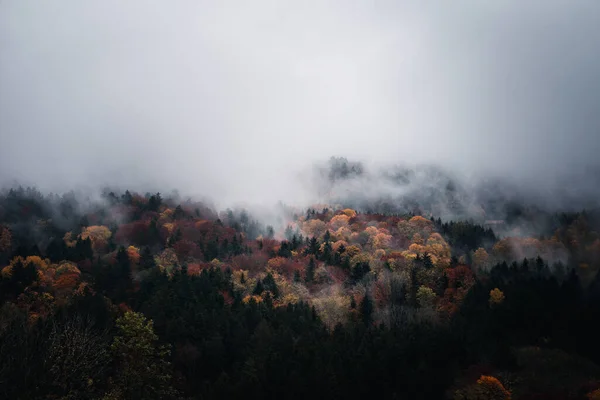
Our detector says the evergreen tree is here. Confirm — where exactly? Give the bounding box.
[74,237,93,261]
[173,205,185,220]
[140,246,156,270]
[308,237,319,255]
[253,280,265,296]
[266,226,275,239]
[262,272,279,298]
[113,246,133,302]
[148,192,162,212]
[305,257,316,283]
[320,241,332,264]
[360,294,373,326]
[423,252,433,269]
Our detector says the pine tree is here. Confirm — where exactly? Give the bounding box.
[360,294,373,326]
[113,246,133,302]
[140,246,156,270]
[320,241,332,264]
[308,237,319,255]
[253,280,265,296]
[305,257,316,283]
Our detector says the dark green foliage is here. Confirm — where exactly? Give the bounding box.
[350,261,370,282]
[262,272,279,298]
[359,294,373,326]
[305,257,316,283]
[140,246,156,270]
[436,219,496,252]
[307,236,319,255]
[277,240,292,258]
[147,192,162,212]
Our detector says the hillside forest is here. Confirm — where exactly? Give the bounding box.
[2,180,600,399]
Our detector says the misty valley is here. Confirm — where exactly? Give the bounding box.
[1,159,600,399]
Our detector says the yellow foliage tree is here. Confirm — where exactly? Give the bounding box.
[267,257,287,271]
[80,225,112,252]
[412,233,424,245]
[341,208,357,218]
[332,226,352,241]
[302,219,327,238]
[63,231,76,247]
[372,232,392,249]
[350,252,371,268]
[473,248,490,271]
[416,286,437,308]
[489,288,505,307]
[344,245,361,258]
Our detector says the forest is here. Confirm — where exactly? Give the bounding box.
[1,178,600,400]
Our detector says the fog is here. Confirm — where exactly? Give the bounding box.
[1,1,599,210]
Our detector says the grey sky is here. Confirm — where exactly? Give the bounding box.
[1,1,599,208]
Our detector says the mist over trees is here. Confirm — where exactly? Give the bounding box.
[1,165,600,398]
[2,1,600,398]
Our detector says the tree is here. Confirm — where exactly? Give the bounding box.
[262,272,279,298]
[307,237,319,255]
[2,257,38,298]
[0,226,11,254]
[320,241,332,263]
[351,261,370,282]
[74,237,93,261]
[277,241,292,258]
[140,246,156,270]
[489,288,505,307]
[266,225,275,239]
[43,315,110,399]
[360,294,374,326]
[173,205,185,220]
[454,375,511,400]
[113,246,133,302]
[473,248,490,271]
[416,286,437,309]
[423,252,434,269]
[305,257,316,283]
[105,312,176,399]
[253,280,265,296]
[148,193,162,212]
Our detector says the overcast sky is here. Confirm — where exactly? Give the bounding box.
[1,1,599,208]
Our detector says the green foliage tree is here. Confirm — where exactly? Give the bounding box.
[104,311,176,400]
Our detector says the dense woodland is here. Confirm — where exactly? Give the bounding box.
[2,183,600,399]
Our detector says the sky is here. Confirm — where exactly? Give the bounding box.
[1,1,599,209]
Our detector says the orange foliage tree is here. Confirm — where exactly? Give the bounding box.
[454,375,511,400]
